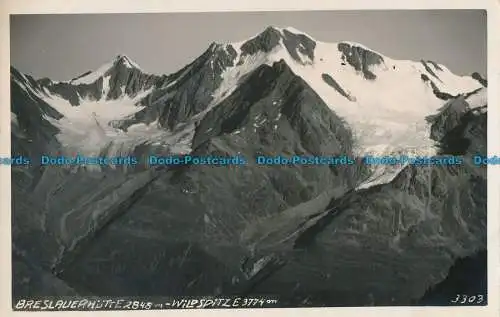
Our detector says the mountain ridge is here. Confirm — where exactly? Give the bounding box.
[10,26,488,187]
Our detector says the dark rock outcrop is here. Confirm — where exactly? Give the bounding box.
[13,251,79,301]
[427,88,487,155]
[337,42,384,80]
[426,96,470,142]
[11,67,62,160]
[240,26,282,58]
[420,73,456,101]
[417,250,487,306]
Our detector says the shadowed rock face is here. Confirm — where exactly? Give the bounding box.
[11,67,62,161]
[50,61,367,297]
[419,73,456,101]
[248,93,486,307]
[426,60,444,72]
[239,27,316,65]
[337,42,384,80]
[10,27,487,307]
[426,96,470,142]
[417,250,487,306]
[471,72,487,87]
[48,80,103,106]
[426,88,487,154]
[240,27,283,58]
[281,29,316,63]
[38,56,163,106]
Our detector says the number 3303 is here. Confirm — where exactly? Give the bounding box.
[451,294,485,304]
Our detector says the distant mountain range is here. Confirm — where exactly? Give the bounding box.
[11,26,487,307]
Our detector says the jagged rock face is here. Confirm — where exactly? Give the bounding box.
[427,88,487,153]
[427,96,470,142]
[10,26,487,306]
[51,61,367,297]
[11,68,62,161]
[418,250,487,305]
[337,42,384,80]
[248,93,486,306]
[321,73,354,101]
[39,56,163,106]
[437,106,486,155]
[115,45,238,131]
[421,60,443,82]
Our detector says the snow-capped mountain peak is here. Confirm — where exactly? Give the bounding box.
[69,54,142,85]
[201,26,484,176]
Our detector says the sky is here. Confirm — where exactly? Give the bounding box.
[10,10,487,81]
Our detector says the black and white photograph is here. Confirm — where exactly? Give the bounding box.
[8,8,490,310]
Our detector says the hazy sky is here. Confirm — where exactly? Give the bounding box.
[10,10,487,81]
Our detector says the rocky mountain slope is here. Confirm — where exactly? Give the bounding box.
[11,26,487,306]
